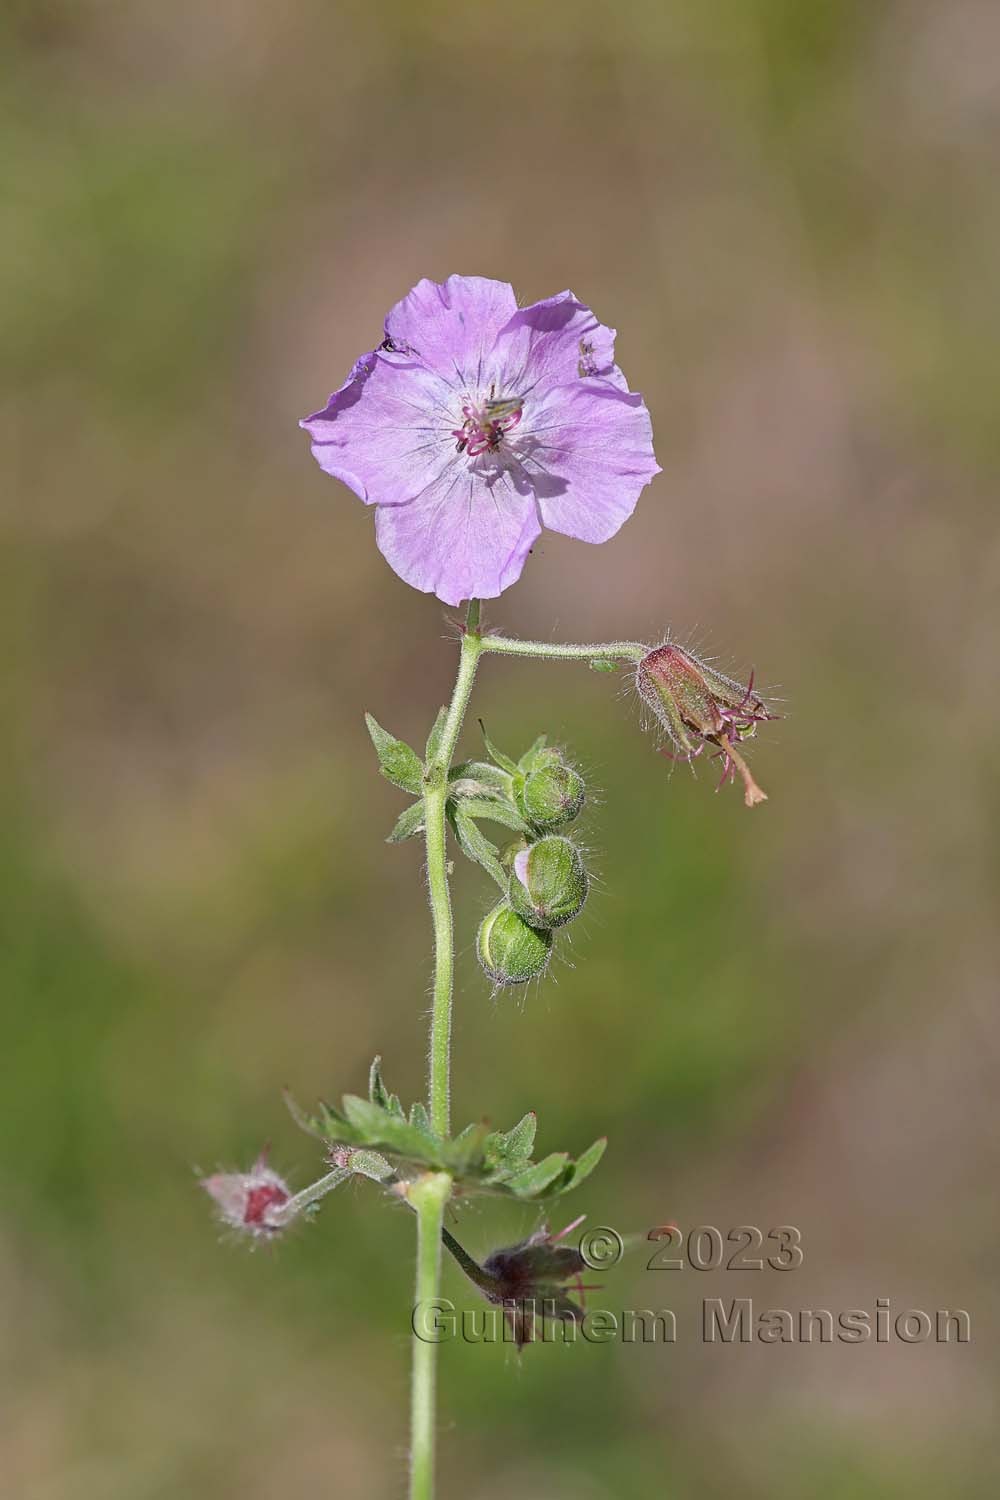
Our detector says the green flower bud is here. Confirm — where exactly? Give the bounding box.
[509,835,589,930]
[514,748,585,831]
[477,901,552,986]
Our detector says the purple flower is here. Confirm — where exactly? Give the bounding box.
[301,276,660,606]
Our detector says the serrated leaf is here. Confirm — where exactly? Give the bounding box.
[369,1056,389,1109]
[285,1091,367,1146]
[560,1136,607,1193]
[341,1094,446,1162]
[408,1100,437,1140]
[457,798,532,835]
[368,1061,406,1121]
[445,1121,489,1173]
[425,706,448,763]
[450,806,507,889]
[500,1110,537,1161]
[386,801,426,843]
[364,712,423,794]
[507,1151,570,1198]
[478,721,518,775]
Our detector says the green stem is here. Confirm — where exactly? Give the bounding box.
[409,1171,451,1500]
[479,634,645,663]
[409,604,641,1498]
[424,599,483,1138]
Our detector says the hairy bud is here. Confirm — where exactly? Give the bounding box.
[477,900,552,986]
[514,747,585,832]
[636,643,775,807]
[509,835,589,930]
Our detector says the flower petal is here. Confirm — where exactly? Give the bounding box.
[384,275,518,388]
[489,291,627,399]
[374,466,541,606]
[301,352,455,506]
[517,380,660,543]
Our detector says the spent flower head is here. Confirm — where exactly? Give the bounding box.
[301,276,660,605]
[200,1151,293,1239]
[637,642,776,807]
[445,1216,596,1349]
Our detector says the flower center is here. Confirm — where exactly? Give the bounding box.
[452,385,523,458]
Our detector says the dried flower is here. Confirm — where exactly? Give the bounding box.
[636,643,776,807]
[200,1151,293,1239]
[443,1217,597,1349]
[301,276,660,605]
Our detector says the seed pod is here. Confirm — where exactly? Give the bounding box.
[514,748,585,831]
[477,901,552,986]
[509,836,589,931]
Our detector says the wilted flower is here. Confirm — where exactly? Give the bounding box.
[301,276,660,605]
[637,643,776,807]
[443,1216,597,1349]
[200,1151,293,1239]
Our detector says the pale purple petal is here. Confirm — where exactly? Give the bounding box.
[489,290,627,398]
[384,275,518,387]
[374,465,541,607]
[300,352,455,506]
[517,380,660,543]
[513,847,531,889]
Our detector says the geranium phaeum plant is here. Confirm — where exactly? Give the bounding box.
[202,275,777,1500]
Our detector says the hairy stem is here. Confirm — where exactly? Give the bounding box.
[425,599,482,1138]
[479,633,646,664]
[410,604,639,1498]
[409,1172,451,1500]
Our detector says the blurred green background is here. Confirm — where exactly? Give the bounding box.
[2,2,998,1496]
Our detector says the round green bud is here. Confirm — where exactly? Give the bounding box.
[508,835,589,931]
[477,901,552,986]
[514,749,585,832]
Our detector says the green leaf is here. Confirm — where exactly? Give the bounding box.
[478,720,518,775]
[424,706,448,763]
[367,1056,405,1119]
[517,734,548,770]
[500,1110,537,1161]
[560,1136,607,1193]
[386,800,426,843]
[364,712,423,794]
[368,1055,390,1109]
[341,1094,446,1162]
[450,806,507,889]
[589,659,619,673]
[445,1121,490,1172]
[449,760,512,795]
[507,1151,570,1198]
[285,1091,367,1146]
[457,798,532,835]
[408,1100,437,1140]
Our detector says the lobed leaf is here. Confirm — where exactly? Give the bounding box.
[364,712,423,794]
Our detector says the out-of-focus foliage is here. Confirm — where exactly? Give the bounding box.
[2,3,997,1497]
